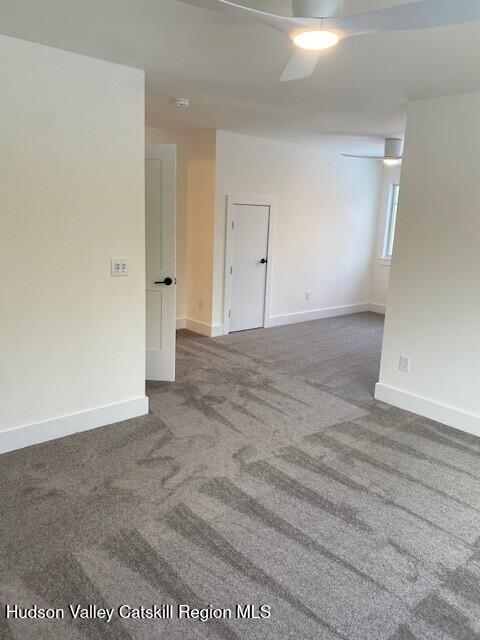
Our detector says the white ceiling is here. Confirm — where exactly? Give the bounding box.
[1,0,480,143]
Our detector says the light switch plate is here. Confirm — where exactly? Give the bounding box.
[111,259,128,277]
[399,355,411,373]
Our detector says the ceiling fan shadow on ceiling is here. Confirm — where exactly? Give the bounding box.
[342,138,403,165]
[178,0,480,81]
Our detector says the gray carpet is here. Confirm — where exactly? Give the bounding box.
[2,312,480,639]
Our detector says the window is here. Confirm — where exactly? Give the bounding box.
[382,184,399,263]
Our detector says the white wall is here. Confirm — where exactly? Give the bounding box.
[376,91,480,435]
[370,163,402,310]
[213,130,381,328]
[185,130,217,331]
[146,127,188,323]
[0,36,147,452]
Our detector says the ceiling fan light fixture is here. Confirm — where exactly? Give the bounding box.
[341,138,404,162]
[383,139,403,165]
[293,30,340,51]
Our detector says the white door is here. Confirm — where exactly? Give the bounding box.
[145,144,176,381]
[229,204,270,332]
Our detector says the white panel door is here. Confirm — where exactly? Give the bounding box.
[230,204,270,332]
[145,144,176,381]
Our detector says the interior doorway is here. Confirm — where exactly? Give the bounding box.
[223,195,274,334]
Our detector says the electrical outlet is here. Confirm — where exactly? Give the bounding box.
[305,290,311,302]
[399,355,411,373]
[111,259,128,277]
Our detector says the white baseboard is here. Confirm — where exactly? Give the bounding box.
[210,323,224,337]
[185,318,211,336]
[266,303,370,328]
[184,318,223,338]
[369,302,387,315]
[184,303,382,337]
[0,396,149,456]
[375,383,480,438]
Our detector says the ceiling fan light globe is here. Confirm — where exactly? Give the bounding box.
[293,30,340,51]
[383,158,402,166]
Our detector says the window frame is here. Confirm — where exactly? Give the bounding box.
[381,183,400,265]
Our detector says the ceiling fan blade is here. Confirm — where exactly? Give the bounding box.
[178,0,308,36]
[327,0,480,38]
[341,154,398,159]
[280,49,320,81]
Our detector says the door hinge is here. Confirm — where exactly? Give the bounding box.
[230,266,233,275]
[228,309,231,318]
[232,220,235,230]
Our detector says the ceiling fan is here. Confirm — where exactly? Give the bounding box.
[179,0,480,80]
[342,138,404,165]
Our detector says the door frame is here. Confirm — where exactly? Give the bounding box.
[223,194,274,335]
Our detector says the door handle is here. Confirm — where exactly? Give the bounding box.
[155,277,174,286]
[259,258,267,264]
